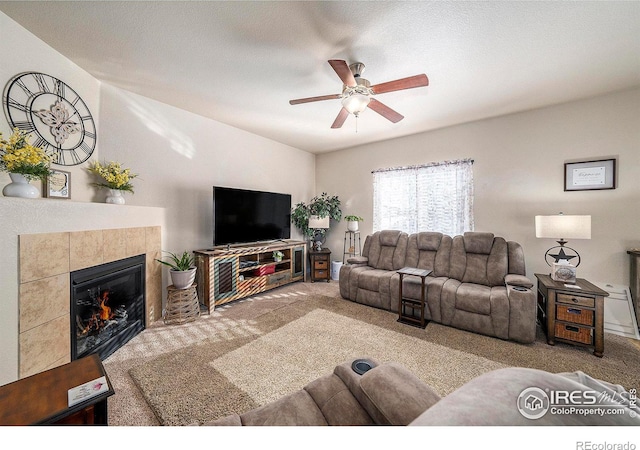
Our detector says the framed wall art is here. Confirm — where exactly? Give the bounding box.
[564,159,616,191]
[43,169,71,199]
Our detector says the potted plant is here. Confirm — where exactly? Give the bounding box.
[0,128,53,198]
[87,160,138,204]
[273,250,284,262]
[156,250,196,289]
[344,215,364,232]
[291,192,342,241]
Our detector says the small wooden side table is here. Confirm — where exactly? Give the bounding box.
[309,248,331,282]
[164,283,200,325]
[0,354,114,425]
[397,267,432,328]
[535,273,609,357]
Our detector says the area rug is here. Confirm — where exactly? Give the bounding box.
[128,295,640,426]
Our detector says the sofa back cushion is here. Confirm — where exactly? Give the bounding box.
[365,230,408,270]
[449,232,509,286]
[404,232,451,277]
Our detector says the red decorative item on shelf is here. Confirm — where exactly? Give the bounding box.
[254,266,276,276]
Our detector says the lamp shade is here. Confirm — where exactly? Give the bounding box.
[535,215,591,240]
[308,215,330,229]
[341,93,370,115]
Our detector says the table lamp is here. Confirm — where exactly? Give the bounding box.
[308,215,330,251]
[535,213,591,265]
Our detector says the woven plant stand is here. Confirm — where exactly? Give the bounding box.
[164,283,200,325]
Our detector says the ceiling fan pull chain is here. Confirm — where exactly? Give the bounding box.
[355,114,359,133]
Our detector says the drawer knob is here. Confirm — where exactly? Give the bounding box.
[571,298,579,303]
[566,325,580,332]
[567,308,582,314]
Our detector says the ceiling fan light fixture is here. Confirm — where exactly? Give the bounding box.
[341,85,371,115]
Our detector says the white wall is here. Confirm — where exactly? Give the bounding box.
[0,12,101,201]
[97,84,315,253]
[317,88,640,287]
[0,12,316,386]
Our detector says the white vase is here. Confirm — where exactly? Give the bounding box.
[347,221,359,232]
[2,173,40,198]
[106,189,126,204]
[170,268,197,289]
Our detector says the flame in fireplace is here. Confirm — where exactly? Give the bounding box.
[77,289,115,336]
[99,291,112,321]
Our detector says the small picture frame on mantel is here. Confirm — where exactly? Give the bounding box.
[564,158,616,191]
[43,169,71,199]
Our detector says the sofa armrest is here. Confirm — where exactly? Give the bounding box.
[358,362,441,425]
[505,274,533,289]
[347,256,369,265]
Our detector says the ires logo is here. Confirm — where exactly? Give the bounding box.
[517,387,636,420]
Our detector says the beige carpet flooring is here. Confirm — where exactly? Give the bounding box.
[104,281,640,426]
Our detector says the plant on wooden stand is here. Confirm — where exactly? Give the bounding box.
[344,215,364,232]
[156,250,196,289]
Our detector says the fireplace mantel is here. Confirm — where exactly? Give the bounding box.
[0,198,165,386]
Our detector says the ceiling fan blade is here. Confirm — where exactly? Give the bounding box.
[289,94,340,105]
[331,108,350,129]
[367,98,404,123]
[328,60,357,87]
[371,74,429,95]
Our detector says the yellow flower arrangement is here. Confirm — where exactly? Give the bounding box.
[88,160,138,193]
[0,128,52,181]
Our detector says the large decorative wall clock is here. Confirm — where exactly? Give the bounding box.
[3,72,97,166]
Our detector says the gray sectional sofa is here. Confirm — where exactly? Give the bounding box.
[206,357,640,426]
[339,230,537,343]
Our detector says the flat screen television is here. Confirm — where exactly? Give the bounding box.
[213,186,291,246]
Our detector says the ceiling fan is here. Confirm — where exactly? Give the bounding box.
[289,59,429,129]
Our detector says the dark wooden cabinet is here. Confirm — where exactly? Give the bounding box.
[309,248,331,282]
[0,354,114,425]
[535,273,609,357]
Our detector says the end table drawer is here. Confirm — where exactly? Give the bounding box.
[556,305,593,326]
[314,260,328,270]
[556,293,595,308]
[314,269,328,279]
[555,323,593,345]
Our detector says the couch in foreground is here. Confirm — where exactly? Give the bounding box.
[206,358,640,426]
[339,230,537,343]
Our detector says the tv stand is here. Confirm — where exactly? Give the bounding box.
[194,240,306,312]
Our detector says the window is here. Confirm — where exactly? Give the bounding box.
[373,159,474,236]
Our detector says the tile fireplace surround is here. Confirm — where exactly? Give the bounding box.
[18,226,162,379]
[0,198,165,386]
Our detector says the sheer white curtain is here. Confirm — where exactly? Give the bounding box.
[373,159,474,236]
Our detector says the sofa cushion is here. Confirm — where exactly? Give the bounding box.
[404,232,451,278]
[358,269,390,292]
[450,233,509,286]
[455,283,491,315]
[305,373,374,425]
[240,389,328,425]
[367,230,408,271]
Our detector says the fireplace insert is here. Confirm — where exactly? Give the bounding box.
[70,254,146,360]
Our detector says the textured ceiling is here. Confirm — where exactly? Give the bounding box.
[1,1,639,154]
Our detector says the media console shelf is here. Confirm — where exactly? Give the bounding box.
[194,240,306,311]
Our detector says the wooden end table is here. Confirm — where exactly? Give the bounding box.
[397,267,432,328]
[535,273,609,357]
[309,248,331,282]
[0,354,114,425]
